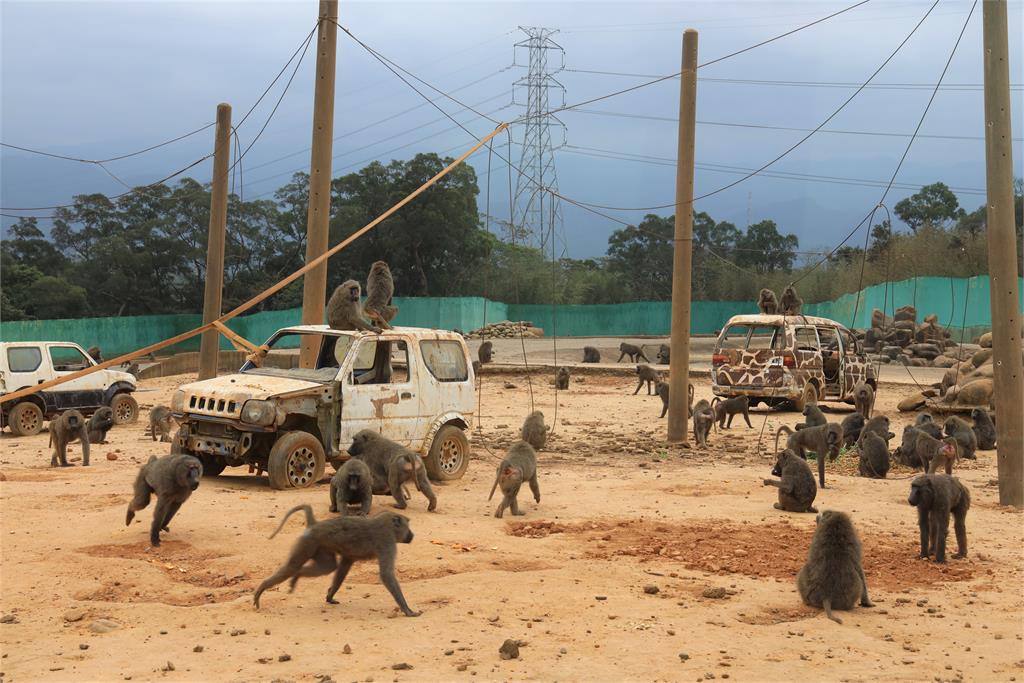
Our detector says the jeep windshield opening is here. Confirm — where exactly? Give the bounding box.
[719,324,783,350]
[239,331,355,383]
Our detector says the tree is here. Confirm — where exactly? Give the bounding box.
[4,217,67,274]
[733,219,799,273]
[894,182,963,231]
[867,220,892,262]
[606,214,673,300]
[25,276,89,320]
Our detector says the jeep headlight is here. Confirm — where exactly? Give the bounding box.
[240,399,275,426]
[171,390,186,412]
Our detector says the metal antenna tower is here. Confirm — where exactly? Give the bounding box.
[511,26,566,251]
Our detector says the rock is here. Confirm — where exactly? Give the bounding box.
[230,629,246,636]
[343,644,352,655]
[968,364,995,379]
[595,595,607,601]
[643,584,660,595]
[956,378,994,407]
[88,619,120,634]
[894,305,917,322]
[278,654,291,662]
[106,453,118,461]
[679,653,691,661]
[162,662,175,672]
[908,358,927,367]
[972,348,993,367]
[871,309,892,330]
[931,355,957,368]
[907,343,941,359]
[499,639,520,660]
[193,645,204,653]
[978,332,992,348]
[1,614,18,624]
[893,320,916,332]
[64,609,86,622]
[702,587,727,599]
[881,346,901,360]
[391,663,413,671]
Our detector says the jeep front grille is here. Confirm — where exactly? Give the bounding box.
[188,395,237,414]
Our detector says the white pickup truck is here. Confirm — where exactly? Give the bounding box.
[0,341,139,436]
[170,325,476,489]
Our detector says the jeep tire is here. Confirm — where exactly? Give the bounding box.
[197,453,227,477]
[8,402,44,436]
[268,431,326,490]
[110,393,139,424]
[425,425,469,482]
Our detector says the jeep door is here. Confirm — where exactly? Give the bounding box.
[46,344,105,410]
[839,328,870,399]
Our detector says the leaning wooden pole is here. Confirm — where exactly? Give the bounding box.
[666,29,698,444]
[299,0,339,368]
[198,103,232,380]
[981,0,1023,507]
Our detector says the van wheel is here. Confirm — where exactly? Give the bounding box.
[425,425,469,482]
[8,402,44,436]
[110,394,139,424]
[792,383,818,412]
[268,431,325,490]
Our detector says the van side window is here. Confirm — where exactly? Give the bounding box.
[842,330,859,354]
[747,326,782,350]
[7,347,42,373]
[817,327,840,352]
[794,328,820,351]
[419,340,468,382]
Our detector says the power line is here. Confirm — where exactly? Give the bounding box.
[0,122,216,164]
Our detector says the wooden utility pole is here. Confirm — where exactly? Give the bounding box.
[666,29,698,444]
[198,103,232,380]
[981,0,1023,507]
[299,0,339,368]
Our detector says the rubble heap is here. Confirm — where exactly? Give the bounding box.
[466,320,544,339]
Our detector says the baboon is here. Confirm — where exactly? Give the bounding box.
[633,364,660,395]
[617,342,649,363]
[840,413,866,449]
[327,280,382,333]
[774,423,842,488]
[330,458,373,516]
[853,381,875,419]
[86,407,115,444]
[87,346,103,363]
[857,430,890,479]
[763,448,817,513]
[691,397,710,418]
[796,402,827,430]
[692,403,715,448]
[555,367,570,390]
[347,430,437,512]
[908,474,970,563]
[49,410,90,467]
[780,285,803,315]
[925,438,960,476]
[894,425,925,469]
[582,346,601,363]
[123,361,140,377]
[254,505,419,616]
[125,453,202,547]
[363,261,398,329]
[687,383,694,417]
[656,344,670,364]
[757,288,779,315]
[796,510,873,624]
[148,406,176,443]
[478,341,494,364]
[656,382,670,418]
[970,408,996,450]
[521,411,549,451]
[858,415,894,447]
[914,413,943,440]
[943,416,978,460]
[472,359,482,376]
[489,440,539,518]
[710,396,752,429]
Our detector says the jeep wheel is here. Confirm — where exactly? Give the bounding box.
[792,383,818,412]
[8,402,44,436]
[425,425,469,482]
[268,431,325,490]
[110,394,139,424]
[197,453,227,477]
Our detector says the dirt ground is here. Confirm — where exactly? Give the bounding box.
[1,371,1021,683]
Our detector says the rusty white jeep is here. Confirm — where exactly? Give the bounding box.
[170,325,475,489]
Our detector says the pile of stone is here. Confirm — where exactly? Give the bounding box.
[466,320,544,339]
[857,305,970,368]
[898,333,999,411]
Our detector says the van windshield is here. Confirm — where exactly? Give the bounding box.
[719,324,782,351]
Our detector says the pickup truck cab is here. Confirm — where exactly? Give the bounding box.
[0,341,139,436]
[170,325,475,489]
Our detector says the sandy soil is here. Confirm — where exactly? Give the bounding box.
[1,371,1021,683]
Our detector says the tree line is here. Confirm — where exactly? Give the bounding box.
[2,151,1020,321]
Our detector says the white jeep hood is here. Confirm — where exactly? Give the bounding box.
[177,373,321,418]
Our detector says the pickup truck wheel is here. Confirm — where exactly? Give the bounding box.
[8,402,44,436]
[268,431,325,490]
[425,425,469,482]
[110,394,139,424]
[791,383,818,412]
[197,454,226,477]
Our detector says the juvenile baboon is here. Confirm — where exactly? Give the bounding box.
[617,342,649,363]
[943,416,978,460]
[796,402,827,431]
[763,448,817,513]
[87,346,103,363]
[555,367,570,390]
[124,362,140,377]
[796,510,873,624]
[691,397,710,418]
[656,382,670,418]
[347,430,437,512]
[894,425,925,468]
[49,410,90,467]
[853,381,875,419]
[687,384,695,417]
[478,341,494,364]
[582,346,601,363]
[472,359,482,376]
[914,413,943,440]
[857,430,890,479]
[780,286,803,316]
[330,458,373,516]
[925,438,960,476]
[327,280,382,333]
[970,408,996,450]
[656,344,670,364]
[858,415,894,447]
[148,406,176,443]
[774,423,842,488]
[521,411,549,451]
[633,364,660,395]
[254,505,419,615]
[125,453,202,547]
[840,413,866,449]
[489,440,539,518]
[692,403,715,448]
[363,261,398,329]
[86,407,115,444]
[710,396,752,429]
[757,288,779,315]
[908,474,970,563]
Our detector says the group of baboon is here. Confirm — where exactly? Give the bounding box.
[757,285,804,316]
[326,261,398,334]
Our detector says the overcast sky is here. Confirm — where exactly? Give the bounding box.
[2,0,1021,259]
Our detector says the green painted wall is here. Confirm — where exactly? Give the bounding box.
[2,276,1019,355]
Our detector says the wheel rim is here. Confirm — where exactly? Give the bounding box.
[114,399,134,422]
[438,437,464,474]
[286,445,318,487]
[17,407,40,433]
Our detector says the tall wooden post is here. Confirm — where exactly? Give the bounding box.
[982,0,1023,507]
[299,0,339,368]
[198,103,232,380]
[666,29,698,444]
